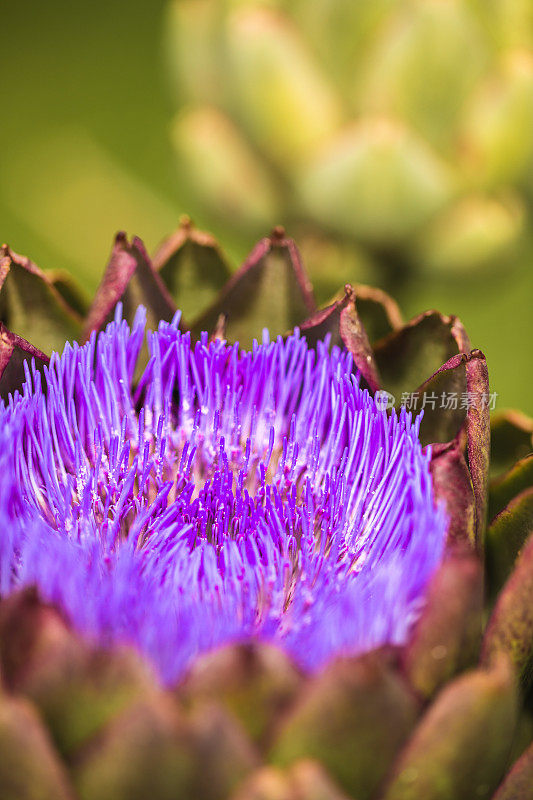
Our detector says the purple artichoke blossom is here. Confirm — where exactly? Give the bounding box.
[0,304,446,686]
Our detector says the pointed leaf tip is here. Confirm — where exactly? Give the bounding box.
[421,347,490,551]
[191,233,316,346]
[373,310,472,402]
[0,323,49,401]
[178,641,302,750]
[0,245,80,355]
[270,650,420,799]
[84,232,177,340]
[300,284,381,392]
[152,218,232,324]
[73,696,196,800]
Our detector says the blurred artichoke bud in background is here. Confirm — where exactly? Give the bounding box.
[164,0,533,296]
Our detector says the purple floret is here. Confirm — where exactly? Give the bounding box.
[0,306,447,685]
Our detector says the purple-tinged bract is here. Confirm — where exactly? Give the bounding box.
[0,307,446,685]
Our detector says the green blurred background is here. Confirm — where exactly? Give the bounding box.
[1,0,532,411]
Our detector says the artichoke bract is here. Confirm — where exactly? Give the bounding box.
[164,0,533,294]
[0,224,532,800]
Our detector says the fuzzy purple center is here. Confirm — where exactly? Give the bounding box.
[0,307,446,684]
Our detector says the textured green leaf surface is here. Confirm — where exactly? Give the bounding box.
[297,120,452,243]
[178,642,301,750]
[83,233,177,339]
[486,488,533,600]
[373,311,469,401]
[73,696,196,800]
[191,230,316,347]
[0,693,74,800]
[490,412,533,477]
[483,530,533,688]
[152,217,231,324]
[270,651,420,800]
[382,659,517,800]
[491,740,533,800]
[0,246,81,354]
[224,6,341,170]
[490,455,533,521]
[402,547,483,698]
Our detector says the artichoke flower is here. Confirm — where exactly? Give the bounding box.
[164,0,533,294]
[0,224,532,800]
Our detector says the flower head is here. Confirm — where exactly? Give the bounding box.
[0,305,446,685]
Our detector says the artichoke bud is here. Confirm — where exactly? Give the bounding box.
[297,119,452,245]
[357,0,488,151]
[411,193,525,275]
[224,6,341,169]
[171,107,282,230]
[288,0,396,101]
[0,226,532,800]
[163,0,533,284]
[459,50,533,188]
[164,0,224,106]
